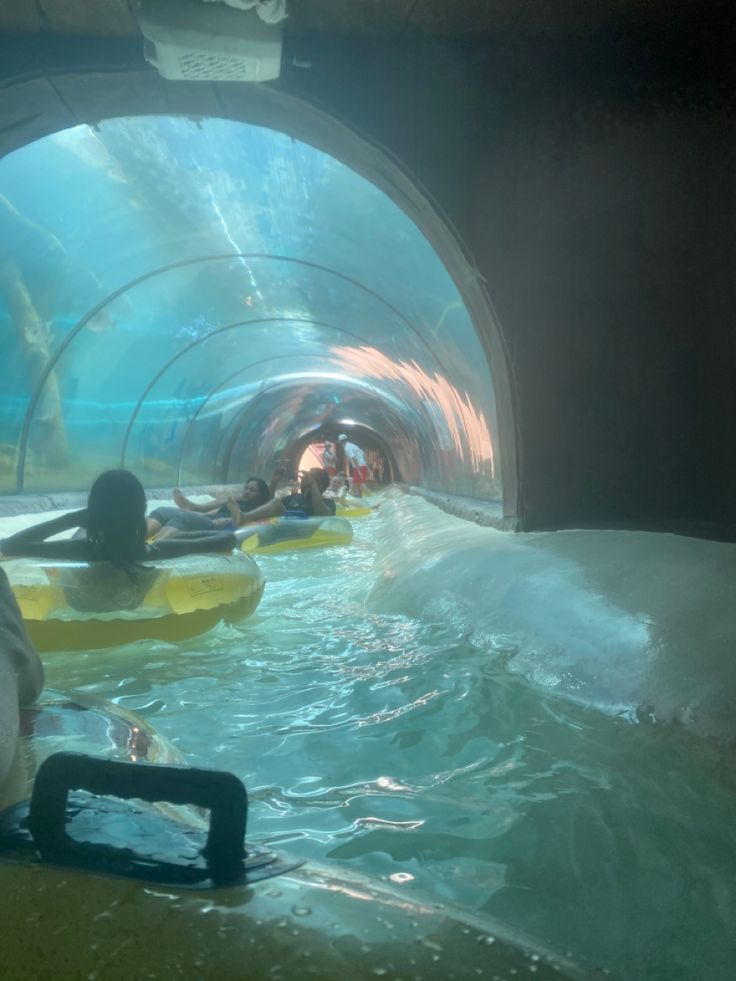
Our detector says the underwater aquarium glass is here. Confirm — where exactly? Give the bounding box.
[0,116,500,499]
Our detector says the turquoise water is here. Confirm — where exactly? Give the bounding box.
[43,497,736,981]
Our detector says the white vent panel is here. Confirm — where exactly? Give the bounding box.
[135,0,282,82]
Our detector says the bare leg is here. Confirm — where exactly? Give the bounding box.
[152,524,183,542]
[173,489,191,510]
[173,489,224,514]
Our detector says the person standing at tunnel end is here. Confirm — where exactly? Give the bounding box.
[338,434,369,497]
[322,440,337,476]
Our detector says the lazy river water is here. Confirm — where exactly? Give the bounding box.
[6,492,736,980]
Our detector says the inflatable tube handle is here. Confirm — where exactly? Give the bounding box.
[28,752,247,881]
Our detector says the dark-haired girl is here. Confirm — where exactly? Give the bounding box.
[0,469,235,564]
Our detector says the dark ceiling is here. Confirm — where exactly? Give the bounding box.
[0,0,725,40]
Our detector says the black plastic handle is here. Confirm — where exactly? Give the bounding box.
[28,752,247,882]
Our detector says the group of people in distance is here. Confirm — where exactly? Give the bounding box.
[0,458,346,782]
[322,433,369,497]
[149,464,336,541]
[0,464,339,564]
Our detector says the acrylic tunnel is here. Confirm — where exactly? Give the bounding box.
[0,115,502,502]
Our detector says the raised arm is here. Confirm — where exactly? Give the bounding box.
[233,497,285,523]
[148,530,237,559]
[268,464,287,499]
[226,498,243,528]
[305,473,331,516]
[0,509,87,558]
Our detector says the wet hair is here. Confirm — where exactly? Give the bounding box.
[308,467,330,493]
[245,476,271,506]
[86,470,147,571]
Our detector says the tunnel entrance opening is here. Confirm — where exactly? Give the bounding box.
[297,426,395,487]
[0,107,508,512]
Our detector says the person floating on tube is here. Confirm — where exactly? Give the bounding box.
[337,434,369,497]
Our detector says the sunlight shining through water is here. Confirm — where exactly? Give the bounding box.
[41,497,736,981]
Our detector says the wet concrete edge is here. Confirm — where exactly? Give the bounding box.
[403,485,515,530]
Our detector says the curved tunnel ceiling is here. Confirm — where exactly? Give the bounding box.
[0,115,501,502]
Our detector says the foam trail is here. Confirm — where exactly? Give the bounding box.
[368,494,736,743]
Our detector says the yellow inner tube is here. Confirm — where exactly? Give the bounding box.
[3,551,264,652]
[334,498,373,518]
[238,516,353,555]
